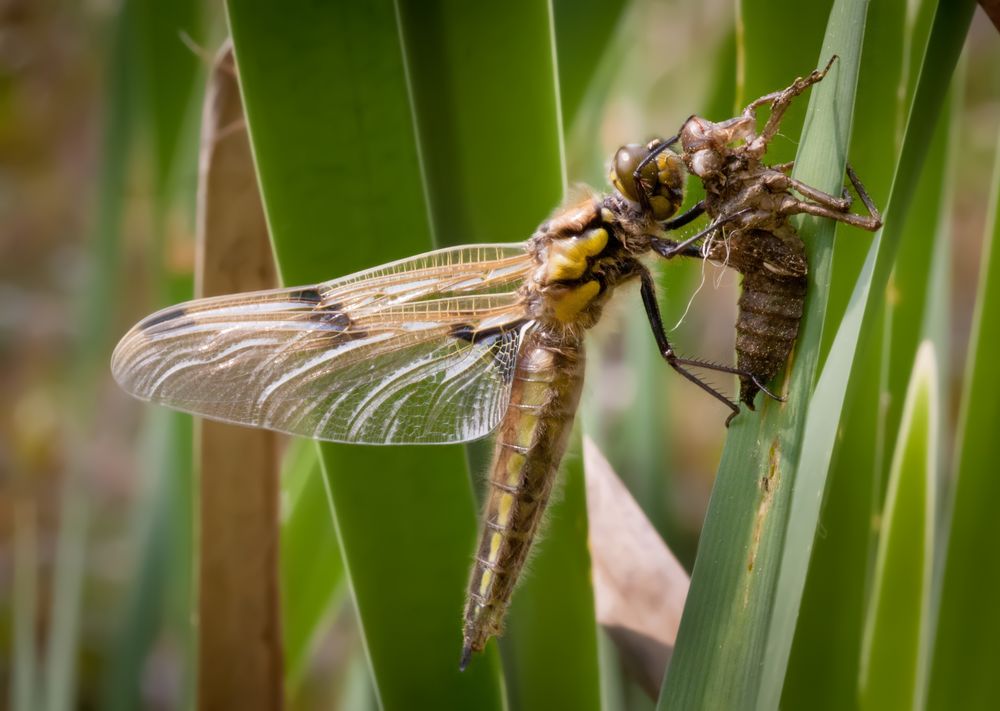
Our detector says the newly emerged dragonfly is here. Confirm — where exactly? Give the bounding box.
[112,137,760,669]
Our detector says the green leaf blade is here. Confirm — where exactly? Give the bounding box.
[396,2,601,705]
[226,1,505,706]
[228,1,433,278]
[658,1,873,707]
[781,5,951,706]
[280,441,343,690]
[395,0,565,246]
[859,342,938,711]
[927,119,1000,711]
[761,1,973,706]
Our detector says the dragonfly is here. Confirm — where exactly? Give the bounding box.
[112,134,766,669]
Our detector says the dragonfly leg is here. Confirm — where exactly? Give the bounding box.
[636,264,741,425]
[649,207,752,259]
[660,200,705,231]
[649,236,702,259]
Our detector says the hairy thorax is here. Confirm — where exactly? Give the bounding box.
[522,192,653,334]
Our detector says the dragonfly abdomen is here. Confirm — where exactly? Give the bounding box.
[461,328,584,667]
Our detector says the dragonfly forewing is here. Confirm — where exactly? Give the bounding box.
[112,244,535,444]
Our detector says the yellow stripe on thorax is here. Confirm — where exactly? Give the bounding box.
[542,227,608,283]
[552,280,601,322]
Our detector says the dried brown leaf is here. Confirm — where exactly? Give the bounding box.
[979,1,1000,33]
[583,436,690,698]
[196,40,283,711]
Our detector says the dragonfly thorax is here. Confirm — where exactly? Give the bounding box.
[525,195,648,331]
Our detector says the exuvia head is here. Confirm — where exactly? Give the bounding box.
[679,114,755,178]
[610,138,685,221]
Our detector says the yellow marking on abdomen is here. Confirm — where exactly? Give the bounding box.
[497,493,514,526]
[479,533,504,595]
[513,414,537,449]
[479,569,493,594]
[552,280,601,322]
[506,451,525,485]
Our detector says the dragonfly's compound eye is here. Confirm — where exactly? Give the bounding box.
[610,141,685,221]
[610,143,644,202]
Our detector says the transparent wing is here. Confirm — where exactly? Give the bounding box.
[112,244,534,444]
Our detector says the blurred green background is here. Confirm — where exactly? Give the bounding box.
[1,0,999,709]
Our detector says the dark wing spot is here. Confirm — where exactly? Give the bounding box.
[289,287,323,304]
[139,306,187,330]
[449,320,527,345]
[314,309,351,330]
[449,324,478,343]
[306,303,371,342]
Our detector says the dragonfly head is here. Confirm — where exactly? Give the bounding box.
[610,139,685,221]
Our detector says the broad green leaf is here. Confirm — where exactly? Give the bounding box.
[659,1,870,707]
[227,0,595,705]
[781,3,935,703]
[859,342,938,710]
[878,81,954,497]
[927,118,1000,710]
[766,0,973,706]
[394,3,600,705]
[280,440,344,690]
[552,0,628,129]
[501,441,601,709]
[394,1,563,246]
[225,1,504,707]
[820,0,905,363]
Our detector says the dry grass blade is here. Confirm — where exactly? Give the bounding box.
[584,437,689,698]
[195,41,283,711]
